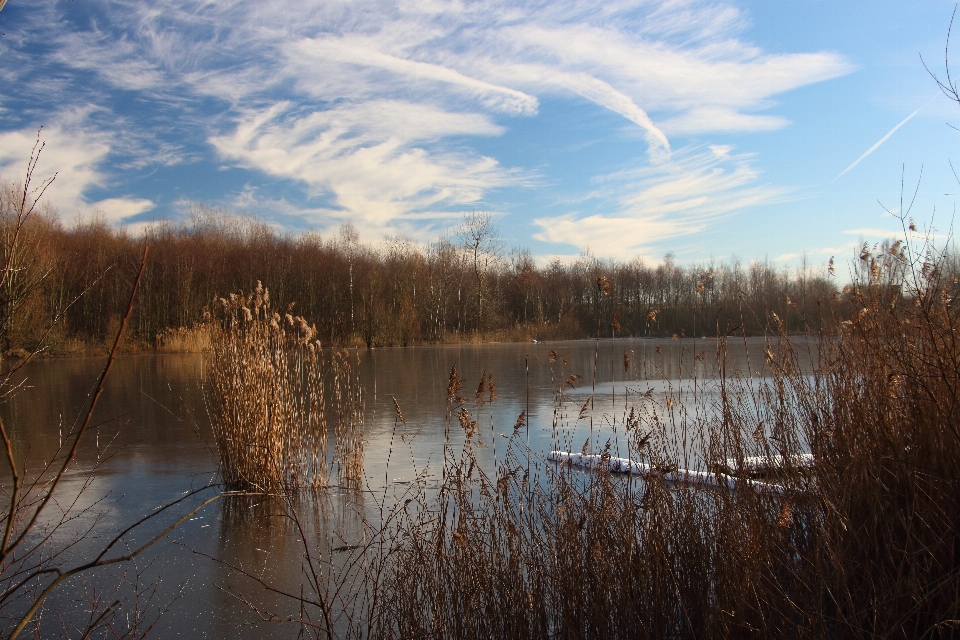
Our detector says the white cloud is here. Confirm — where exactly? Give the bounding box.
[2,0,855,236]
[842,227,949,242]
[0,109,155,225]
[128,0,852,146]
[775,244,855,263]
[89,197,156,224]
[51,31,168,92]
[223,187,472,245]
[842,227,904,238]
[533,147,789,258]
[0,108,111,217]
[660,107,789,135]
[210,100,518,233]
[481,19,851,120]
[709,144,733,159]
[531,66,671,159]
[288,38,539,116]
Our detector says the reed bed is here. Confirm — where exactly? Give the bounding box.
[210,239,960,638]
[345,240,960,639]
[205,283,364,492]
[155,324,213,352]
[332,349,365,486]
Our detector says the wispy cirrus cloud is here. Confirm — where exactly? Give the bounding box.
[534,146,790,258]
[659,107,789,135]
[0,108,154,223]
[287,38,540,116]
[775,244,854,263]
[51,30,168,92]
[841,227,950,243]
[210,100,520,235]
[0,0,853,240]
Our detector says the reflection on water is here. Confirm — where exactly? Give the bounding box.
[0,336,817,637]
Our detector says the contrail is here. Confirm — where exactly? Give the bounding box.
[832,93,940,183]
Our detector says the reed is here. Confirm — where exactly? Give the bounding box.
[155,324,213,352]
[350,238,960,638]
[210,235,960,638]
[331,349,365,485]
[205,282,364,492]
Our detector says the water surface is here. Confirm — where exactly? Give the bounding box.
[1,336,816,637]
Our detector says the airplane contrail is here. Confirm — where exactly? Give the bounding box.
[832,93,940,183]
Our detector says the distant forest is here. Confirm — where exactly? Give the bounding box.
[4,195,848,354]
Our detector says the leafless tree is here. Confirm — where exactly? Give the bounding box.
[458,211,502,332]
[0,140,227,638]
[0,136,58,355]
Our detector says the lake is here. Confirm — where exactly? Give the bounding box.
[0,336,815,637]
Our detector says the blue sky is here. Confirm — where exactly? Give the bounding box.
[1,0,959,268]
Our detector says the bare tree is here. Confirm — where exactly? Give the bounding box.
[0,136,58,354]
[924,7,960,109]
[0,142,227,638]
[339,223,360,340]
[458,211,501,332]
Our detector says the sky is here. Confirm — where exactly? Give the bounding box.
[1,0,960,269]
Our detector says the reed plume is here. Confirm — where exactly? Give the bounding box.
[206,282,364,492]
[359,238,960,638]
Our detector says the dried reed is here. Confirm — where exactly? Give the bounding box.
[206,282,363,492]
[332,349,365,485]
[356,239,960,638]
[218,238,960,639]
[155,324,213,352]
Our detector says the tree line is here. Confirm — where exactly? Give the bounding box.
[2,193,844,354]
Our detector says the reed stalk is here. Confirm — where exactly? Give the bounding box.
[206,282,364,493]
[212,236,960,639]
[353,238,960,638]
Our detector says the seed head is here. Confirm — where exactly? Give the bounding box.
[513,410,526,433]
[447,364,462,401]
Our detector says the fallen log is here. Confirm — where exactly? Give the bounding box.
[721,453,814,476]
[547,451,788,495]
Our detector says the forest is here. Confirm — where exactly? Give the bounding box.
[2,187,847,355]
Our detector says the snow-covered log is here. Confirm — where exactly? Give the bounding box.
[547,451,787,495]
[546,451,652,474]
[721,453,814,475]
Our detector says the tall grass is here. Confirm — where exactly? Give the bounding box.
[343,238,960,638]
[207,235,960,638]
[155,324,213,352]
[205,282,364,492]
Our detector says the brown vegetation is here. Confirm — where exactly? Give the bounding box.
[0,197,842,355]
[0,144,229,638]
[358,237,959,638]
[206,282,364,493]
[225,224,960,639]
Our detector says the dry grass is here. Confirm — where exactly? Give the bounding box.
[347,239,960,638]
[205,282,364,492]
[331,350,365,485]
[211,236,960,639]
[155,324,213,352]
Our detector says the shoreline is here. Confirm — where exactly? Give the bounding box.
[5,331,810,361]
